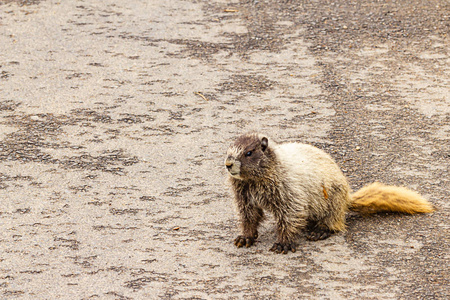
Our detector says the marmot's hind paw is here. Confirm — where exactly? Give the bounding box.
[306,226,334,241]
[234,235,256,248]
[270,242,296,254]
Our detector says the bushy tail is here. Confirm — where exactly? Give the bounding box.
[350,182,435,214]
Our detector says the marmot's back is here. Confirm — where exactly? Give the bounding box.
[274,142,348,189]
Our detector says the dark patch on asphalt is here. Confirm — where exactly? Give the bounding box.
[218,74,276,94]
[61,150,139,175]
[0,0,42,6]
[0,173,32,189]
[0,112,139,174]
[0,100,20,111]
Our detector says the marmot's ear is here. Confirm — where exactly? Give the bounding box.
[261,137,268,152]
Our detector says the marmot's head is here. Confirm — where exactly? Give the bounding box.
[225,133,274,180]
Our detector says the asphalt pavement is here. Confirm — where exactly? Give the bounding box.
[0,0,448,299]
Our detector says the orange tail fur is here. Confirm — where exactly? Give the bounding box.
[350,182,435,214]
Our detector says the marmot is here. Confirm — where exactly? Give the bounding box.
[225,133,434,254]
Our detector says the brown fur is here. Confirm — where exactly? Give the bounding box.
[225,133,435,254]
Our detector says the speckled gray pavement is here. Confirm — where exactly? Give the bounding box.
[0,0,448,299]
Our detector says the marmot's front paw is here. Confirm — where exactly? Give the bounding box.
[234,235,256,248]
[270,242,296,254]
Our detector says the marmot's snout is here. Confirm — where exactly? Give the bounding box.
[225,156,241,178]
[225,157,234,171]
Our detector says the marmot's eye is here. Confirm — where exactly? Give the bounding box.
[245,151,252,157]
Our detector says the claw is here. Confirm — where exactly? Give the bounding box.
[234,235,256,248]
[270,242,296,254]
[306,226,333,241]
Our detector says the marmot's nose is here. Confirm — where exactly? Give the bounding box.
[225,158,234,170]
